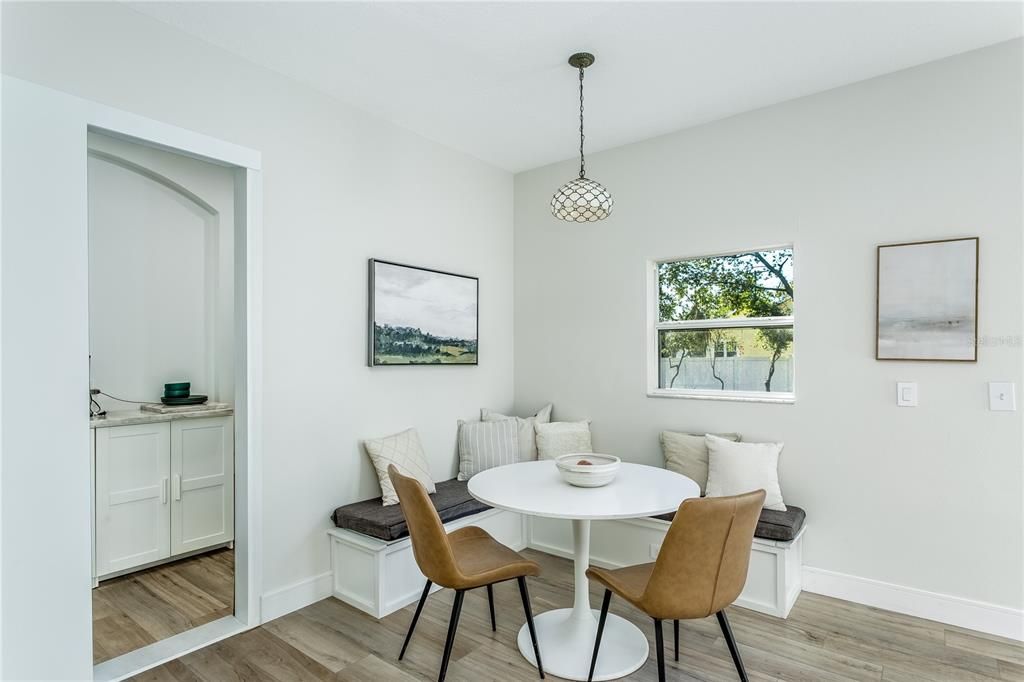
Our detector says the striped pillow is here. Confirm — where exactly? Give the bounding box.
[457,419,520,481]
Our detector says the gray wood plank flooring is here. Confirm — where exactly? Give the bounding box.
[94,548,234,664]
[129,549,1022,681]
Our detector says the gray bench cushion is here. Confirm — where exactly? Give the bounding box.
[331,479,491,542]
[654,504,806,542]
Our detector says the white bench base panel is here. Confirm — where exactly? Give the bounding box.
[527,516,803,619]
[328,508,527,619]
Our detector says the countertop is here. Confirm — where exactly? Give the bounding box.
[90,405,234,429]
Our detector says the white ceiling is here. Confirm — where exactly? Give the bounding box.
[128,1,1022,173]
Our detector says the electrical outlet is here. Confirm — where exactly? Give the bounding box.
[650,543,662,559]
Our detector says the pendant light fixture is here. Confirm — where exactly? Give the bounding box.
[551,52,613,222]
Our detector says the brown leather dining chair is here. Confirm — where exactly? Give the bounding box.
[586,490,766,682]
[387,465,545,682]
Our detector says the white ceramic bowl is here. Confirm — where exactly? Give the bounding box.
[554,453,621,488]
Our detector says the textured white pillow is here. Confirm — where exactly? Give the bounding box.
[705,434,786,511]
[457,419,520,481]
[363,428,436,506]
[660,431,742,495]
[481,404,552,461]
[535,421,593,460]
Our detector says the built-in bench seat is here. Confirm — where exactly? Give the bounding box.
[654,504,806,542]
[331,479,491,541]
[328,480,526,618]
[332,483,806,544]
[329,481,805,620]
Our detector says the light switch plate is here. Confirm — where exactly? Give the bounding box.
[897,382,918,407]
[989,382,1016,411]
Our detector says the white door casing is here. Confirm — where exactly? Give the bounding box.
[94,423,171,575]
[171,416,234,555]
[1,76,263,681]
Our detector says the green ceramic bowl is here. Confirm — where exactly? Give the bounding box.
[164,382,191,397]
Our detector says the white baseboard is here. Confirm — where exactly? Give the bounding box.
[802,566,1024,642]
[528,537,622,570]
[260,571,333,623]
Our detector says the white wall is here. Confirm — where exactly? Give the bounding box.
[1,3,513,679]
[514,40,1023,616]
[88,133,237,410]
[1,75,94,682]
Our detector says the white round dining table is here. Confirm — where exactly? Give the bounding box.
[468,459,699,681]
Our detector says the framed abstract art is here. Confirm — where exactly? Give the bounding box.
[876,237,978,361]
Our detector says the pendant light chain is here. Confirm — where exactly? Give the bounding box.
[551,51,613,222]
[578,65,586,179]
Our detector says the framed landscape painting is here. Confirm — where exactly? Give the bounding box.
[368,259,479,366]
[876,237,978,362]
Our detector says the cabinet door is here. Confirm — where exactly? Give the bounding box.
[95,423,171,576]
[171,416,234,555]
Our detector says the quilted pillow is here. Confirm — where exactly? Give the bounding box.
[363,428,436,506]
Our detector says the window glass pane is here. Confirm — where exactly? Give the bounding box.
[658,327,793,393]
[658,248,794,322]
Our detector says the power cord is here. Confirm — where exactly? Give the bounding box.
[93,389,153,405]
[90,388,157,419]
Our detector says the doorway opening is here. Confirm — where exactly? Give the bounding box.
[88,132,238,666]
[83,121,261,681]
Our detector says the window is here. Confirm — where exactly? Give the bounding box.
[714,339,738,358]
[650,247,794,401]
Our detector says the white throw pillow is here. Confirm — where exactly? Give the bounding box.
[660,431,742,495]
[705,434,786,511]
[535,421,593,460]
[362,428,436,506]
[457,419,520,481]
[481,403,552,461]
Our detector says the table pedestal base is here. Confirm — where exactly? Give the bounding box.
[517,607,649,682]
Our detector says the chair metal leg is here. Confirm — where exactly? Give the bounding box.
[588,589,612,682]
[487,583,496,631]
[438,590,465,682]
[517,576,545,679]
[716,610,749,682]
[674,619,679,661]
[654,618,666,682]
[399,580,431,660]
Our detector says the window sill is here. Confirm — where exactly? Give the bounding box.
[646,389,795,404]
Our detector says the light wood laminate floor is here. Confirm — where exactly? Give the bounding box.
[94,548,234,664]
[130,550,1023,681]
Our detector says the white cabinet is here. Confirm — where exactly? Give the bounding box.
[171,418,234,555]
[93,415,233,581]
[95,422,172,576]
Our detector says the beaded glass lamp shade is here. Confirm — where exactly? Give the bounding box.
[551,52,612,223]
[551,177,614,222]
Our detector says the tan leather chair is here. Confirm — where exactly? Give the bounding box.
[586,490,766,682]
[388,465,545,682]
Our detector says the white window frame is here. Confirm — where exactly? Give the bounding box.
[646,246,796,404]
